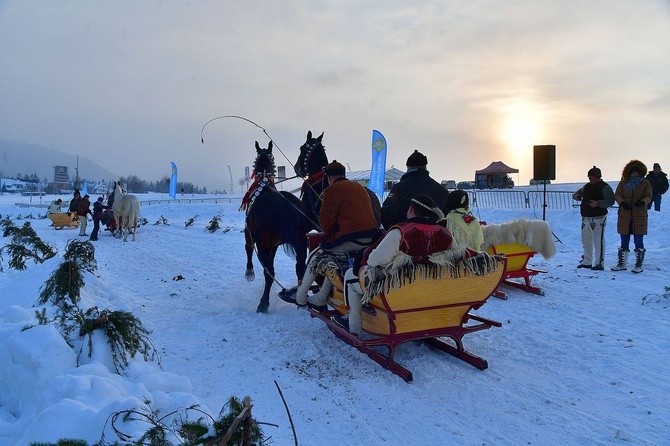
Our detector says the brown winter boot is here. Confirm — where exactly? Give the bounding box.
[611,248,629,271]
[631,248,645,274]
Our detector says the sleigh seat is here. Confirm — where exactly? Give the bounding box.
[48,212,79,229]
[485,243,545,297]
[309,253,506,382]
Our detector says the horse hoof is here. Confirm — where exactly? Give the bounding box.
[245,270,255,282]
[256,304,268,314]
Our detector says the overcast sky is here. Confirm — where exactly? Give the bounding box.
[1,1,669,191]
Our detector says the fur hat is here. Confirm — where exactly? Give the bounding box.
[621,159,647,181]
[445,189,469,212]
[406,150,428,167]
[587,166,602,178]
[324,160,346,176]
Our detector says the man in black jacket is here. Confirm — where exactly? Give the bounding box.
[380,150,448,229]
[644,163,669,211]
[572,166,614,270]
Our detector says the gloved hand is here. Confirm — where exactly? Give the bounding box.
[634,200,645,207]
[620,202,632,210]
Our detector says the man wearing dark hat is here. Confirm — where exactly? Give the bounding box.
[90,196,105,241]
[572,166,614,270]
[380,149,448,229]
[281,160,382,308]
[644,162,668,211]
[77,194,93,236]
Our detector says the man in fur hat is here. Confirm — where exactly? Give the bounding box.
[280,160,382,308]
[380,149,448,229]
[572,166,614,270]
[644,162,668,211]
[336,194,454,335]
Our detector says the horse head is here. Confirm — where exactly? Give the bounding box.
[252,141,276,179]
[294,130,327,178]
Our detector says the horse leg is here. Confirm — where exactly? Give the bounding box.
[295,238,308,285]
[244,227,255,282]
[255,246,277,314]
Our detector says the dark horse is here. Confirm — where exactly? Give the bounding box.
[243,141,310,313]
[294,131,382,229]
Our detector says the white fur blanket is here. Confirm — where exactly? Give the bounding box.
[481,218,556,260]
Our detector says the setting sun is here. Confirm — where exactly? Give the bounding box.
[506,116,539,152]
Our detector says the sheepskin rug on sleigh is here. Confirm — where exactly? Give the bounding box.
[481,218,556,260]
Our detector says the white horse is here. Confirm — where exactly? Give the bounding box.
[112,182,140,241]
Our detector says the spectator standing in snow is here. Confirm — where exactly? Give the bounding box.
[611,160,652,273]
[572,166,614,270]
[644,163,668,212]
[380,150,448,229]
[90,197,105,241]
[77,194,92,236]
[68,190,81,214]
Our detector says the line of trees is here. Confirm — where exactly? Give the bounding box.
[2,171,211,195]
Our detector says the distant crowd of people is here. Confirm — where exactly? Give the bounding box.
[47,182,121,241]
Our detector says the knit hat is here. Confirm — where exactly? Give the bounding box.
[83,194,90,199]
[653,163,661,169]
[97,197,103,202]
[406,150,428,167]
[445,189,469,212]
[587,166,602,178]
[324,160,346,176]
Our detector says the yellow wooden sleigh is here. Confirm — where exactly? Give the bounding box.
[309,254,506,382]
[48,212,79,229]
[485,243,545,297]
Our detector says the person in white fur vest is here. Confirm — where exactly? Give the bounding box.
[336,194,453,335]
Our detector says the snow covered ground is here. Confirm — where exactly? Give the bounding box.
[0,189,668,445]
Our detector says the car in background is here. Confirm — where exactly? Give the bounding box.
[457,181,476,190]
[529,179,552,185]
[441,179,457,189]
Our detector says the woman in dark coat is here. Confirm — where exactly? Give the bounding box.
[611,160,652,273]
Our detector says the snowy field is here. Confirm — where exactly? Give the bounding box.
[0,189,668,445]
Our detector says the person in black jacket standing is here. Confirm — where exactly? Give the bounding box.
[380,150,448,229]
[572,166,614,270]
[644,162,668,211]
[90,197,105,241]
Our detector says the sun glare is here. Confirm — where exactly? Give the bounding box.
[505,115,539,152]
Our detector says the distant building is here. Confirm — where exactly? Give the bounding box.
[48,165,70,194]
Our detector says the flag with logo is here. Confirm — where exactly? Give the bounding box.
[169,162,178,198]
[368,130,387,201]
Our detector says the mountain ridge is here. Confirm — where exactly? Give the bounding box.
[0,138,118,182]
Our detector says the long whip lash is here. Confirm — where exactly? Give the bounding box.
[200,114,295,168]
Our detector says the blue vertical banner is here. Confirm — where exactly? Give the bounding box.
[169,162,178,198]
[80,180,88,197]
[369,130,387,201]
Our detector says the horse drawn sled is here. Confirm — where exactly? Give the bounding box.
[48,212,79,229]
[480,218,556,298]
[304,233,507,382]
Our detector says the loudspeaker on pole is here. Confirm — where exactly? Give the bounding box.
[533,145,556,180]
